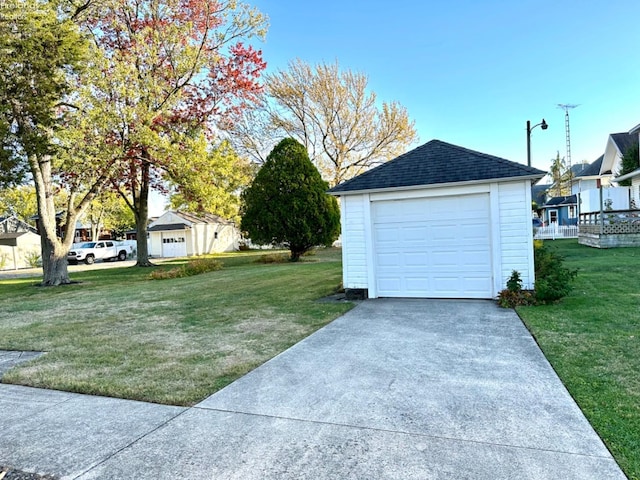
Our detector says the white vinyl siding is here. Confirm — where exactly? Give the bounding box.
[498,182,535,290]
[340,195,368,288]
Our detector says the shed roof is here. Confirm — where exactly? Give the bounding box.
[148,223,190,232]
[329,140,545,194]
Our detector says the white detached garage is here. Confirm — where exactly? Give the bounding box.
[329,140,546,299]
[148,211,240,258]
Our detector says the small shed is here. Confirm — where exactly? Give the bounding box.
[0,216,41,270]
[147,211,240,258]
[329,140,545,299]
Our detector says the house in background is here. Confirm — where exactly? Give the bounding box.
[148,211,240,258]
[571,156,603,195]
[600,132,637,182]
[579,124,640,248]
[329,140,545,299]
[0,216,41,270]
[538,195,578,226]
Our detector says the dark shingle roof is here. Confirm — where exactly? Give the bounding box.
[329,140,545,194]
[576,155,604,177]
[610,132,637,156]
[541,195,577,207]
[148,223,190,232]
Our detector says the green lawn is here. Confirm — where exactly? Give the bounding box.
[0,248,353,406]
[518,239,640,480]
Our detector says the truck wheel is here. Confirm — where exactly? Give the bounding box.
[85,255,95,265]
[118,251,127,261]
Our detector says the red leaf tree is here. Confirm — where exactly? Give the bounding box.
[83,0,267,265]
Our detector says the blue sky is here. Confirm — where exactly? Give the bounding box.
[249,0,640,173]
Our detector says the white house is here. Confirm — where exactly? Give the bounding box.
[614,123,640,207]
[147,211,240,258]
[600,132,637,182]
[329,140,545,299]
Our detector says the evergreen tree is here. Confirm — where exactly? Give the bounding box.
[241,139,340,261]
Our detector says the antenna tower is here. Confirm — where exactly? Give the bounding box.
[557,104,579,173]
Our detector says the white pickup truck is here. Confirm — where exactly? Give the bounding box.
[67,241,134,265]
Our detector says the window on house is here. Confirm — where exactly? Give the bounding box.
[214,232,218,239]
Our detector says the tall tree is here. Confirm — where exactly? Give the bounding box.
[82,0,267,266]
[0,0,113,285]
[168,137,253,223]
[231,59,418,186]
[241,138,340,261]
[549,151,571,197]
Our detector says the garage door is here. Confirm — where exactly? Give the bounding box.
[373,194,492,298]
[162,233,187,257]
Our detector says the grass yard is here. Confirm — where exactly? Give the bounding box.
[0,248,353,406]
[517,239,640,480]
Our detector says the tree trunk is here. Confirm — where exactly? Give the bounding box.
[41,235,73,286]
[134,156,154,267]
[31,155,73,285]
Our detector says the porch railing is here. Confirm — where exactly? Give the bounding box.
[579,209,640,235]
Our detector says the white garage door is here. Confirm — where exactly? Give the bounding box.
[162,233,187,258]
[373,194,492,298]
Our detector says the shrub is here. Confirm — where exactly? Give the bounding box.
[0,252,8,270]
[498,270,535,308]
[149,258,223,280]
[534,244,578,303]
[498,247,578,307]
[255,253,289,264]
[498,288,536,308]
[24,250,41,268]
[506,270,522,292]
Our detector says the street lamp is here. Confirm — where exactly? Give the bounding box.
[526,119,548,167]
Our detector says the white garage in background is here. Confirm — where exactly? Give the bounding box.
[148,211,240,258]
[329,140,546,299]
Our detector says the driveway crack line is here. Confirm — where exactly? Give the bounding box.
[70,408,190,480]
[194,405,616,462]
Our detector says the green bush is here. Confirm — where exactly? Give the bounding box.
[498,270,535,308]
[254,253,289,264]
[0,252,8,270]
[534,244,578,303]
[24,250,41,268]
[149,258,223,280]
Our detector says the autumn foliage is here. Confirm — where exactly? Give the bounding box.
[80,0,268,264]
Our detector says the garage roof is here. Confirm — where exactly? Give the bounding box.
[148,223,190,232]
[329,139,546,194]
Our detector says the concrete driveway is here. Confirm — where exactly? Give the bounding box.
[0,299,627,479]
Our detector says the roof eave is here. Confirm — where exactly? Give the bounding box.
[329,173,545,196]
[612,167,640,183]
